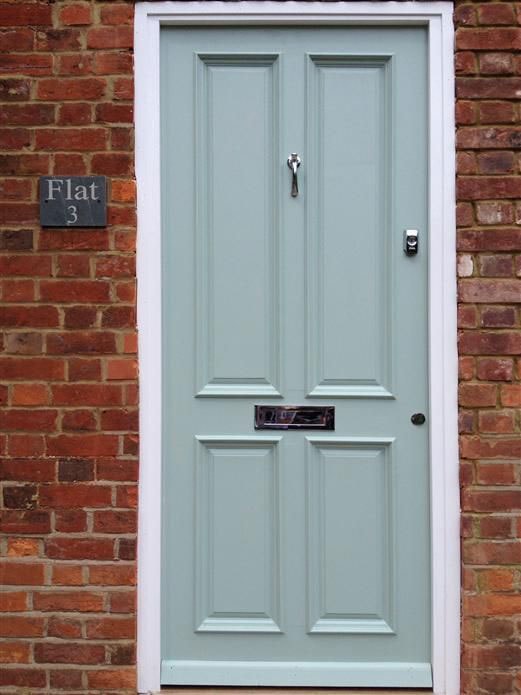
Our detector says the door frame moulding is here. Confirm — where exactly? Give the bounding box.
[134,3,458,694]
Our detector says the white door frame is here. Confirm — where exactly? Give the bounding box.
[134,3,459,693]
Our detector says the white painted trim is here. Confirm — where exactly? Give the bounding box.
[135,3,459,694]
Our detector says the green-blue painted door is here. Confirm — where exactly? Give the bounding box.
[160,25,430,688]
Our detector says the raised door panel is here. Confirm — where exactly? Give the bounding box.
[306,437,394,634]
[195,437,281,632]
[306,56,393,398]
[195,55,281,397]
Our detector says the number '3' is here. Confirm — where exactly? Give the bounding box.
[66,205,78,225]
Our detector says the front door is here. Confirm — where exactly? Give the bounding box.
[160,25,430,688]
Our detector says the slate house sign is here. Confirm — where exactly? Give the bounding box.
[40,176,107,227]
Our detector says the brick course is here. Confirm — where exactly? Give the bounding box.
[0,1,137,693]
[0,1,520,694]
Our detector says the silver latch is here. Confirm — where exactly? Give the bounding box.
[404,229,419,256]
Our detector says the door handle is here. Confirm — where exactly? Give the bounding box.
[287,153,301,197]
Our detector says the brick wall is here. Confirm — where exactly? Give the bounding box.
[0,1,137,692]
[1,1,521,694]
[455,2,521,694]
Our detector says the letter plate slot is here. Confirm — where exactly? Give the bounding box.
[255,405,335,430]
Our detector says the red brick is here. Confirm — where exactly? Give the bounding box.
[0,510,51,534]
[0,409,57,432]
[54,152,87,175]
[459,356,475,380]
[477,358,514,381]
[52,564,84,586]
[7,435,45,457]
[87,26,133,49]
[479,254,513,277]
[455,51,477,75]
[68,358,102,381]
[0,153,49,174]
[0,642,31,663]
[114,77,133,100]
[0,78,30,101]
[459,383,497,407]
[478,4,515,26]
[480,306,517,328]
[479,101,516,124]
[102,306,135,328]
[89,564,136,586]
[52,384,122,406]
[57,458,94,481]
[93,510,137,534]
[479,517,513,539]
[100,408,138,431]
[39,483,111,508]
[56,53,94,79]
[2,484,37,509]
[456,100,477,125]
[478,411,515,433]
[93,51,133,75]
[86,616,135,639]
[48,616,82,639]
[459,330,521,355]
[62,409,98,431]
[64,306,98,329]
[6,538,40,557]
[55,509,87,533]
[0,202,38,224]
[96,255,135,277]
[0,306,59,329]
[457,27,521,50]
[0,127,31,149]
[463,540,521,565]
[0,53,53,76]
[458,305,477,328]
[478,151,515,174]
[479,53,514,75]
[500,384,521,406]
[91,152,133,175]
[47,433,119,457]
[0,562,45,586]
[109,591,135,613]
[460,436,521,459]
[37,78,106,101]
[96,458,138,482]
[41,279,110,302]
[11,384,49,406]
[56,254,91,277]
[57,102,92,125]
[464,644,521,669]
[96,102,133,123]
[35,28,82,52]
[36,127,107,151]
[0,255,52,277]
[46,538,114,561]
[0,667,45,687]
[0,616,44,638]
[0,592,28,612]
[476,462,517,486]
[87,668,136,689]
[0,104,54,126]
[33,591,104,612]
[39,229,110,251]
[46,331,117,355]
[100,4,133,25]
[0,458,55,483]
[0,178,33,200]
[34,642,105,665]
[0,28,34,51]
[49,669,83,689]
[59,3,92,26]
[1,279,34,301]
[0,4,52,26]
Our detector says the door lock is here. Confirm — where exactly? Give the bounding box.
[404,229,419,256]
